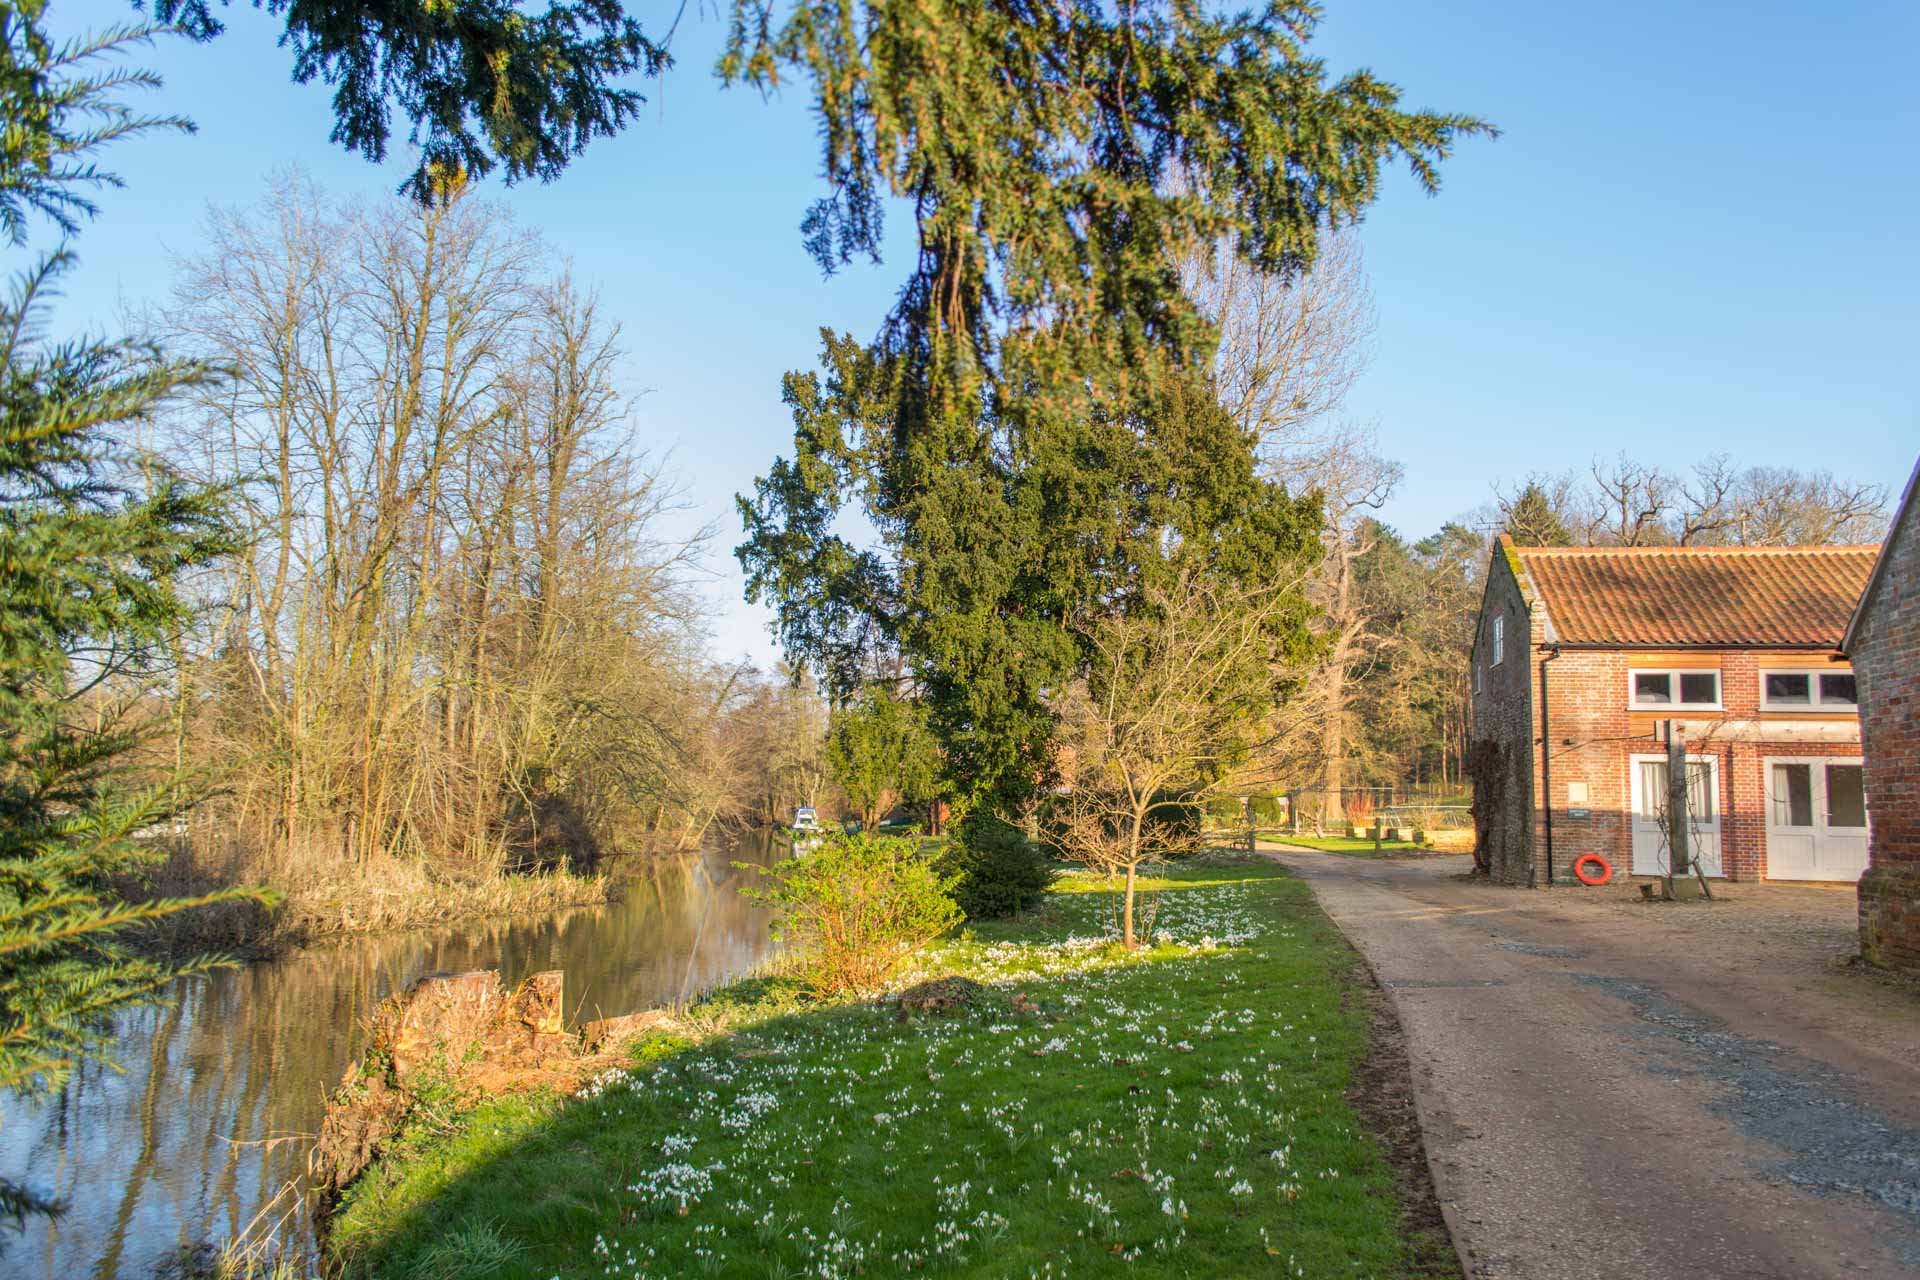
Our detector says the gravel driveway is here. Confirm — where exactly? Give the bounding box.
[1262,846,1920,1280]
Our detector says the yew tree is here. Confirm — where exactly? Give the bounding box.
[737,6,1487,807]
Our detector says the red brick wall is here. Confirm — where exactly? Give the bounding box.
[1531,648,1631,880]
[1852,485,1919,969]
[1472,546,1867,887]
[1527,647,1859,883]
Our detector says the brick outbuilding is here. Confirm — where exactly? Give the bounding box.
[1843,457,1920,971]
[1470,537,1878,886]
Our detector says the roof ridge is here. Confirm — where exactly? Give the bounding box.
[1512,543,1880,555]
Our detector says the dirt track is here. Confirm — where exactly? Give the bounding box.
[1263,846,1920,1280]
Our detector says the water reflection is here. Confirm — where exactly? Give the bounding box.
[0,836,782,1278]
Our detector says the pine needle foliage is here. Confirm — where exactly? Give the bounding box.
[0,4,270,1230]
[0,253,265,1101]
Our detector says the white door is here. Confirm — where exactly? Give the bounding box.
[1629,755,1724,877]
[1764,758,1870,882]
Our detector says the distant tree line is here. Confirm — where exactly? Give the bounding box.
[1186,231,1888,827]
[1497,457,1885,549]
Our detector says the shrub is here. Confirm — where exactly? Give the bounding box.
[745,834,961,996]
[940,813,1057,919]
[1145,792,1204,857]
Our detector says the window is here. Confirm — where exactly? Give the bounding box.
[1630,669,1721,710]
[1637,759,1716,820]
[1767,760,1868,830]
[1827,764,1867,828]
[1473,662,1482,694]
[1491,614,1504,665]
[1761,668,1857,711]
[1771,763,1813,827]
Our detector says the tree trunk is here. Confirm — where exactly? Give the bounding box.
[1321,691,1346,830]
[1123,812,1144,948]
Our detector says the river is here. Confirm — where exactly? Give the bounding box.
[0,835,784,1279]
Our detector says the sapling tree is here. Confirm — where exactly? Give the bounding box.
[1049,571,1311,949]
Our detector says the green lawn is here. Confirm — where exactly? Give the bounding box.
[1270,836,1429,855]
[329,863,1452,1279]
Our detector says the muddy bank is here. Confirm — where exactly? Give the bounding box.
[314,968,686,1200]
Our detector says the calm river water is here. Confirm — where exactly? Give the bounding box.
[0,835,783,1279]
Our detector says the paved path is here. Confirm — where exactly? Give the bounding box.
[1262,846,1920,1280]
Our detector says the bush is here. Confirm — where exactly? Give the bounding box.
[1145,792,1204,857]
[941,814,1057,919]
[745,834,961,996]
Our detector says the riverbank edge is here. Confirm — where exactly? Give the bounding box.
[322,858,1462,1278]
[129,858,620,961]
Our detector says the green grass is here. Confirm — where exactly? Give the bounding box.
[1270,836,1429,855]
[328,862,1452,1279]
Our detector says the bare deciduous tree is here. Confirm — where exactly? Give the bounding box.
[1496,454,1888,550]
[1183,222,1400,827]
[159,174,767,884]
[1182,228,1374,468]
[1048,572,1304,948]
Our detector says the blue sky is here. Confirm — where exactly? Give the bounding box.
[47,1,1920,667]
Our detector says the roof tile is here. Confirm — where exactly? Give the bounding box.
[1513,543,1879,648]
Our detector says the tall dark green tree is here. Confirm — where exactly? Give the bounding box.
[1502,480,1575,546]
[744,343,1325,808]
[149,0,670,200]
[0,5,267,1226]
[736,4,1484,807]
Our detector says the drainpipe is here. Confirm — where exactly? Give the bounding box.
[1539,646,1562,886]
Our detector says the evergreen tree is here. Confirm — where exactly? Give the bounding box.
[151,0,668,201]
[738,6,1483,809]
[0,6,267,1226]
[1502,481,1575,546]
[940,811,1055,921]
[825,685,940,832]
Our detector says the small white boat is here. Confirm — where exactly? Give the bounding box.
[787,806,825,850]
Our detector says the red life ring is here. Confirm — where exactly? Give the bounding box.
[1573,854,1612,886]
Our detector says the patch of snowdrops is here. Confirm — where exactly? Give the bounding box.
[548,873,1385,1279]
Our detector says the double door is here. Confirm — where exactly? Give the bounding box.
[1629,755,1723,877]
[1764,758,1869,882]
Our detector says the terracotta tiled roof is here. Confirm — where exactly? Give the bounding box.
[1511,542,1880,648]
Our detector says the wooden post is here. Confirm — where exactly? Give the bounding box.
[1665,721,1690,876]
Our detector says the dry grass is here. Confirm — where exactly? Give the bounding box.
[129,838,616,958]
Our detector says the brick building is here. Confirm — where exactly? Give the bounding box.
[1470,536,1878,886]
[1844,458,1920,971]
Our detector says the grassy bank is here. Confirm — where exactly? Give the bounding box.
[327,860,1453,1279]
[134,848,615,957]
[1272,836,1431,855]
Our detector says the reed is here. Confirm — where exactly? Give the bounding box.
[128,839,615,958]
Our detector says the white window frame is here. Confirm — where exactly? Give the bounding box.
[1759,667,1857,712]
[1491,614,1504,666]
[1627,667,1722,711]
